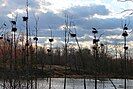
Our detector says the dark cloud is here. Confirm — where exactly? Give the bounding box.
[36,12,64,29]
[7,0,39,8]
[1,1,133,47]
[0,0,39,15]
[63,5,110,18]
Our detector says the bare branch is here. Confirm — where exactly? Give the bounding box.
[121,9,133,13]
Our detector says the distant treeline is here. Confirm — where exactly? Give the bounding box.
[0,40,132,78]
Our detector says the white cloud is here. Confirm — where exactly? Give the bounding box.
[1,0,133,50]
[7,13,16,19]
[105,35,122,40]
[0,0,7,7]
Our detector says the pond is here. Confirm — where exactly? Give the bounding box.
[0,78,133,89]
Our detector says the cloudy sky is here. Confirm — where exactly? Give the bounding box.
[0,0,133,52]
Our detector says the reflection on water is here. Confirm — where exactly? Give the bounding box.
[0,78,133,89]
